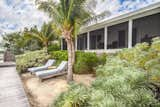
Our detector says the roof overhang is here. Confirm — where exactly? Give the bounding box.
[80,2,160,34]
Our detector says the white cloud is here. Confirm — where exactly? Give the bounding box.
[87,0,160,25]
[0,0,50,36]
[94,0,121,14]
[95,0,160,16]
[0,0,160,41]
[119,0,160,13]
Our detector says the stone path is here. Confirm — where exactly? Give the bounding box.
[0,63,30,107]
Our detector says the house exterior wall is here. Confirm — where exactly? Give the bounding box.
[61,3,160,53]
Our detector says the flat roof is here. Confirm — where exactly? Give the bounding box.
[80,2,160,33]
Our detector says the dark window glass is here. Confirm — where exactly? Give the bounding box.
[77,33,87,50]
[132,13,160,46]
[107,22,128,49]
[90,28,104,49]
[62,39,67,50]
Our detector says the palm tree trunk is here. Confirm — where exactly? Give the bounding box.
[71,40,75,65]
[44,41,48,53]
[66,39,74,82]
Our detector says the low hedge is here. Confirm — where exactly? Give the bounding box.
[16,49,107,74]
[51,51,107,74]
[16,49,50,73]
[48,43,61,52]
[50,51,68,64]
[74,52,98,74]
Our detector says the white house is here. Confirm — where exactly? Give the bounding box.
[61,2,160,53]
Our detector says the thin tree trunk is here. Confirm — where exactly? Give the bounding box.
[71,40,75,65]
[66,39,74,82]
[44,41,48,53]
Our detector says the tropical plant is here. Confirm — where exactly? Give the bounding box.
[118,37,160,83]
[74,52,99,74]
[118,37,160,100]
[24,23,58,50]
[48,43,61,52]
[2,30,43,55]
[50,50,104,74]
[53,83,89,107]
[16,49,50,73]
[37,0,94,82]
[53,38,160,107]
[53,57,160,107]
[2,32,27,54]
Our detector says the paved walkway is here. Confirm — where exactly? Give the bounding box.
[0,63,30,107]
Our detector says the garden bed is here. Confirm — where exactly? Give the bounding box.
[21,73,95,107]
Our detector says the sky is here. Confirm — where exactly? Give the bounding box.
[0,0,160,42]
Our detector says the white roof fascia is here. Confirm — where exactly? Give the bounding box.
[80,2,160,34]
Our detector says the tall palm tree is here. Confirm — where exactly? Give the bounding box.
[37,0,92,82]
[24,23,57,49]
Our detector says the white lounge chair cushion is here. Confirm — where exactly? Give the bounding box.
[45,59,55,67]
[57,61,68,71]
[28,66,47,72]
[36,61,68,79]
[28,59,56,72]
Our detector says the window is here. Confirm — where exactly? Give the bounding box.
[77,33,87,50]
[62,39,67,50]
[89,28,104,49]
[132,13,160,46]
[107,22,128,49]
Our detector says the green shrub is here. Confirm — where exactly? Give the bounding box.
[53,38,160,107]
[118,37,160,83]
[92,57,159,107]
[53,83,89,107]
[74,52,99,74]
[53,57,160,107]
[16,49,50,73]
[51,51,107,74]
[16,49,107,74]
[50,51,68,64]
[118,42,151,68]
[97,53,107,65]
[48,43,60,52]
[151,37,160,52]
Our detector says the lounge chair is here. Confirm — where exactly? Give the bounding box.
[28,59,56,74]
[35,61,68,81]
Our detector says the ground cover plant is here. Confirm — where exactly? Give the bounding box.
[118,37,160,84]
[53,37,160,107]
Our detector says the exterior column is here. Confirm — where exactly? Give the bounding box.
[104,26,108,50]
[128,19,133,48]
[87,32,90,50]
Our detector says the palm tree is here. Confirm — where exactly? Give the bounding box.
[37,0,110,82]
[37,0,93,82]
[37,0,94,82]
[24,23,57,49]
